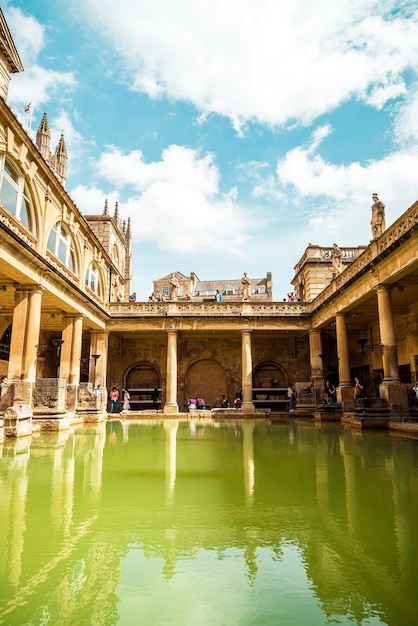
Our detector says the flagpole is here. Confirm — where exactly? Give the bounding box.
[24,100,33,135]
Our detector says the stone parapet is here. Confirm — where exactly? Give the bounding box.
[107,301,310,317]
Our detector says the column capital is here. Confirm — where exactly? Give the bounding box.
[14,284,44,295]
[376,283,391,295]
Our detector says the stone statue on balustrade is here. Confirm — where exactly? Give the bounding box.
[168,273,179,301]
[371,193,386,239]
[241,272,251,301]
[331,243,343,274]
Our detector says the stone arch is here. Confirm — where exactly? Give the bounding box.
[184,359,228,409]
[125,362,161,389]
[253,361,287,388]
[0,323,11,364]
[124,362,162,409]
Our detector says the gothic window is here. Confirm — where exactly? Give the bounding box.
[47,222,75,271]
[112,243,120,272]
[0,156,32,230]
[85,263,100,294]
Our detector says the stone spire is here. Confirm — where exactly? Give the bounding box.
[54,134,67,184]
[126,217,131,240]
[114,201,119,223]
[36,112,51,161]
[103,198,109,216]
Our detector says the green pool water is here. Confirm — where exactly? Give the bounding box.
[0,419,417,626]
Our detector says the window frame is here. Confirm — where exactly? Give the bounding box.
[0,156,32,230]
[47,221,75,272]
[85,262,100,295]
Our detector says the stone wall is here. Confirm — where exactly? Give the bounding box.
[106,331,311,411]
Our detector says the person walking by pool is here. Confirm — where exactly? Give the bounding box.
[353,377,365,400]
[288,383,296,412]
[122,388,130,411]
[109,386,119,413]
[152,387,159,408]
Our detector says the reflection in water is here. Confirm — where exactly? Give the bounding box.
[0,420,417,625]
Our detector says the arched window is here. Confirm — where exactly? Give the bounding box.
[47,222,75,271]
[0,156,32,230]
[85,263,100,294]
[112,243,120,272]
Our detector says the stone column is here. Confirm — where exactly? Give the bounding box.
[241,330,255,413]
[8,286,42,382]
[60,318,72,382]
[309,329,325,404]
[60,315,83,384]
[335,313,353,410]
[376,285,400,383]
[69,315,83,385]
[376,285,407,412]
[164,330,179,414]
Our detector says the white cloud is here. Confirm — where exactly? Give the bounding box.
[393,83,418,144]
[71,185,119,215]
[250,126,418,247]
[78,0,418,130]
[73,145,257,254]
[5,6,76,118]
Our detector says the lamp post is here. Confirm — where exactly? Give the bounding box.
[52,339,64,377]
[91,353,100,387]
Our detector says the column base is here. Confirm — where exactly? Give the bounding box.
[241,402,256,414]
[163,403,179,415]
[379,382,409,413]
[336,385,355,412]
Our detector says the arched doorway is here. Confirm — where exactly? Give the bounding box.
[126,363,161,410]
[184,359,228,409]
[252,362,289,410]
[0,324,11,364]
[253,361,286,388]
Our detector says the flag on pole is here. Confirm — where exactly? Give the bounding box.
[24,102,31,113]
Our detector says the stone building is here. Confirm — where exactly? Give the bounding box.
[0,9,418,430]
[152,271,273,302]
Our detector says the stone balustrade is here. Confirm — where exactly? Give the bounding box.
[107,300,311,317]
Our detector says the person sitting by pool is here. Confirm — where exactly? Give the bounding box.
[188,396,197,410]
[233,394,242,409]
[196,397,205,409]
[221,394,230,408]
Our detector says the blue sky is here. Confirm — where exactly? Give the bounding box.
[4,0,418,300]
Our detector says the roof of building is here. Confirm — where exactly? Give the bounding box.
[194,277,267,294]
[0,9,24,73]
[155,271,191,282]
